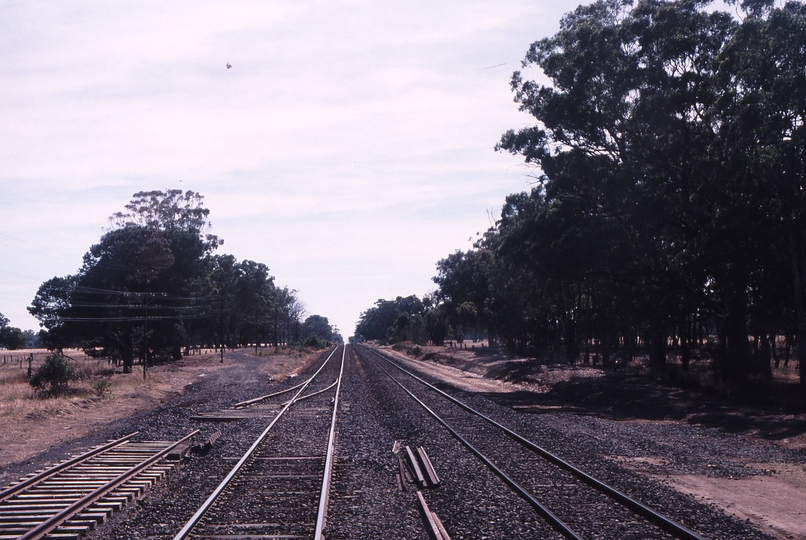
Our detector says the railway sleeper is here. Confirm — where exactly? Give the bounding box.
[3,496,125,508]
[190,430,222,456]
[167,442,194,461]
[0,511,106,524]
[64,516,104,528]
[0,523,90,535]
[0,506,114,519]
[53,524,94,537]
[0,534,78,540]
[247,473,321,478]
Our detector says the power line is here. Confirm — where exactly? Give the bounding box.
[66,302,212,310]
[36,284,217,302]
[0,232,84,265]
[57,312,221,322]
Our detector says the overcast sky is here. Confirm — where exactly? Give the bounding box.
[0,1,583,338]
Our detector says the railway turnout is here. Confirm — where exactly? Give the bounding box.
[172,345,345,540]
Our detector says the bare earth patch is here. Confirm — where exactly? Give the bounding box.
[609,454,806,539]
[662,465,806,540]
[380,343,806,540]
[394,343,605,392]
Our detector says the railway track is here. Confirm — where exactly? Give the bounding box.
[357,345,709,540]
[0,430,197,540]
[172,345,346,540]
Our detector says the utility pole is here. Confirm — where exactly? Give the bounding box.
[220,290,225,363]
[143,278,149,381]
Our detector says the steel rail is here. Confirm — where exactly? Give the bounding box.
[0,431,138,503]
[18,429,199,540]
[367,346,708,540]
[171,345,342,540]
[231,380,337,412]
[285,379,338,405]
[232,380,308,408]
[366,351,583,540]
[314,344,346,539]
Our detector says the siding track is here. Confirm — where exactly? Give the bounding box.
[0,431,197,540]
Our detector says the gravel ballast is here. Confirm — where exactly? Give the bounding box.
[2,344,801,539]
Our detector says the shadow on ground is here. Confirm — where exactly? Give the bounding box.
[478,375,806,444]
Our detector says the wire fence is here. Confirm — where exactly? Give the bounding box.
[0,352,49,370]
[0,347,236,373]
[0,350,113,372]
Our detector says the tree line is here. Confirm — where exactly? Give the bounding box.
[28,190,340,373]
[0,313,40,350]
[356,0,806,389]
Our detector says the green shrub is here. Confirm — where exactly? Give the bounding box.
[303,335,329,349]
[92,378,113,398]
[29,352,78,396]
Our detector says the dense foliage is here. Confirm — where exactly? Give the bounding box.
[29,190,337,372]
[0,311,28,350]
[28,352,78,395]
[357,0,806,389]
[355,296,431,344]
[301,315,343,345]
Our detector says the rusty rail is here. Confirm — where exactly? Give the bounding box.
[3,430,198,540]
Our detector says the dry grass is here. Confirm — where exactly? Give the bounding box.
[0,349,153,421]
[0,346,317,426]
[0,349,237,469]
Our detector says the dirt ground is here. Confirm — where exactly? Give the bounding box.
[633,461,806,539]
[2,343,805,539]
[383,343,806,540]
